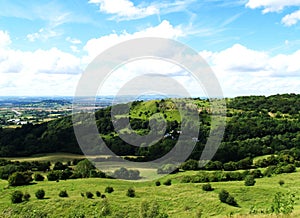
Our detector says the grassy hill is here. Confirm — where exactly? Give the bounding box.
[1,168,300,217]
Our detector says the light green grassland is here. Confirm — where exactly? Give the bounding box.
[1,159,300,217]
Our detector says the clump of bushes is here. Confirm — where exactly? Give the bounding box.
[219,190,238,207]
[155,181,161,186]
[127,187,135,197]
[8,171,33,186]
[113,167,140,180]
[35,189,45,199]
[244,175,256,186]
[157,164,179,174]
[59,190,68,198]
[202,183,213,191]
[180,159,199,171]
[163,179,172,186]
[11,190,23,203]
[34,173,44,181]
[105,186,114,193]
[86,191,93,199]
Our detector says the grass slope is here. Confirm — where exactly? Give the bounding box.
[1,169,300,217]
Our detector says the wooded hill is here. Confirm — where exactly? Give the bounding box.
[0,94,299,164]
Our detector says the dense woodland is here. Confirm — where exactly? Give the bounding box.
[0,94,299,165]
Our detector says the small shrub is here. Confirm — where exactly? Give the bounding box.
[219,189,238,207]
[23,192,31,201]
[163,179,172,186]
[59,190,68,198]
[127,187,135,197]
[86,191,93,199]
[105,186,114,193]
[219,189,229,203]
[35,189,45,199]
[155,181,161,186]
[11,190,23,203]
[80,192,84,197]
[34,173,44,181]
[244,175,256,186]
[101,194,106,198]
[202,183,213,191]
[226,195,238,207]
[96,191,101,197]
[279,180,285,186]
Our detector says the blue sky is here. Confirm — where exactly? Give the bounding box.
[0,0,300,96]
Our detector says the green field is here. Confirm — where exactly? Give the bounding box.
[1,154,300,217]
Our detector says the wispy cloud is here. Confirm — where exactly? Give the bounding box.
[89,0,195,21]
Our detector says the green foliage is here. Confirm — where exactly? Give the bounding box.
[271,192,296,215]
[113,167,140,180]
[155,181,161,186]
[8,171,33,186]
[47,170,60,181]
[219,190,238,207]
[244,175,256,186]
[180,159,199,171]
[157,164,179,174]
[34,173,44,181]
[85,191,93,199]
[11,190,23,203]
[35,189,45,199]
[75,159,95,178]
[105,186,114,193]
[127,187,135,197]
[163,179,171,186]
[59,190,68,198]
[202,183,213,191]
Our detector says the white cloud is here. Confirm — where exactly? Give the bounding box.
[27,28,61,42]
[246,0,300,13]
[246,0,300,26]
[89,0,194,21]
[200,44,300,96]
[66,37,82,44]
[282,10,300,26]
[0,31,11,48]
[83,20,185,63]
[89,0,158,20]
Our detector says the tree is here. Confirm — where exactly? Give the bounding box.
[75,159,95,178]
